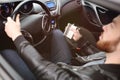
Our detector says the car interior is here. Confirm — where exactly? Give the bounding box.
[0,0,119,80]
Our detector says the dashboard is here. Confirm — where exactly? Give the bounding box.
[0,1,33,19]
[0,0,59,32]
[0,0,57,20]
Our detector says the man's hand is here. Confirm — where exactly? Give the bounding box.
[70,26,82,41]
[64,23,82,41]
[5,14,22,41]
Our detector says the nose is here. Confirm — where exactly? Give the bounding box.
[102,25,108,31]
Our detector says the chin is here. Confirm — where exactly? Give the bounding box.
[96,40,116,53]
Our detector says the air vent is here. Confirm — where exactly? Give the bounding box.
[84,1,92,7]
[85,6,100,26]
[96,7,118,25]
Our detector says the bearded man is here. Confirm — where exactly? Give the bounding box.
[4,14,120,80]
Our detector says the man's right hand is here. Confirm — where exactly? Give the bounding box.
[5,14,22,41]
[71,26,82,41]
[64,23,82,41]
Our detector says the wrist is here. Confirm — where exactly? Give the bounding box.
[12,32,22,41]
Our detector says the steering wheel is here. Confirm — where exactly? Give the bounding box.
[11,0,52,46]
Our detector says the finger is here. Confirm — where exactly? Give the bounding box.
[76,27,80,31]
[76,29,80,33]
[16,14,20,24]
[7,17,13,22]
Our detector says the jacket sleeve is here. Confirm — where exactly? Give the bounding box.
[14,35,85,80]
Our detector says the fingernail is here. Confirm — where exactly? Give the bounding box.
[3,21,7,24]
[7,17,12,20]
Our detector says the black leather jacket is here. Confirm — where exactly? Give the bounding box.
[14,35,120,80]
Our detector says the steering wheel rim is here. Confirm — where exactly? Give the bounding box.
[11,0,51,19]
[11,0,52,46]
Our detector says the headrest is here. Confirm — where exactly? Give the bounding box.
[0,0,22,3]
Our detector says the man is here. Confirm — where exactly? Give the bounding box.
[4,14,120,80]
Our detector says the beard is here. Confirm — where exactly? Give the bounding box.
[97,38,120,53]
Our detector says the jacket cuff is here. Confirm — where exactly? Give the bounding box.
[14,35,28,52]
